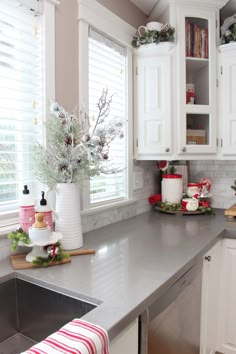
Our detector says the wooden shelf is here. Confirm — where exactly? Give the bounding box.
[186,57,209,71]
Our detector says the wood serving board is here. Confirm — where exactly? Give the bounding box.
[154,206,205,215]
[10,249,96,270]
[10,254,71,270]
[225,204,236,218]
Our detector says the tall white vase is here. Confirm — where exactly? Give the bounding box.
[55,183,83,250]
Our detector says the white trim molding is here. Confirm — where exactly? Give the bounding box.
[78,0,134,210]
[150,0,229,20]
[77,0,136,47]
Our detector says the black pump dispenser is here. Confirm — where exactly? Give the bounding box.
[40,191,47,206]
[22,185,30,194]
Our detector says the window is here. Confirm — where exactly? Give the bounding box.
[0,0,55,217]
[88,28,128,205]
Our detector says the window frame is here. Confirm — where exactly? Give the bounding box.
[78,0,135,212]
[0,0,58,232]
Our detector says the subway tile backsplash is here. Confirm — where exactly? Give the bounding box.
[81,160,159,233]
[189,160,236,209]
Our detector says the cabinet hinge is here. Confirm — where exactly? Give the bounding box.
[221,65,223,75]
[216,78,219,87]
[216,138,219,147]
[136,138,138,147]
[221,138,223,148]
[216,19,218,28]
[136,67,138,75]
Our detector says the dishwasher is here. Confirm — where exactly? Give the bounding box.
[139,262,202,354]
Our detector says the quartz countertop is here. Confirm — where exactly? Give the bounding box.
[1,209,236,340]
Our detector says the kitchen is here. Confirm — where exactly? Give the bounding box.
[1,0,236,353]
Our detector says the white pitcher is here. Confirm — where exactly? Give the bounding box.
[55,183,83,250]
[138,21,163,36]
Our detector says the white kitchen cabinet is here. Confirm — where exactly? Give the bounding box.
[175,6,218,156]
[216,238,236,354]
[200,241,222,354]
[218,44,236,156]
[110,319,138,354]
[133,43,174,160]
[134,0,228,160]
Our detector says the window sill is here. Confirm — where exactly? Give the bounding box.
[81,199,137,216]
[0,223,19,238]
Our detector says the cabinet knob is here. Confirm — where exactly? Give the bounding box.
[182,147,186,152]
[165,147,170,152]
[204,256,211,262]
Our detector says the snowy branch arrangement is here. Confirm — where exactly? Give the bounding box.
[33,89,125,188]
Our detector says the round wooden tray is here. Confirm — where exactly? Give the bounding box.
[154,206,205,215]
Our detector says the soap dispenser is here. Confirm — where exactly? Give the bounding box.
[36,191,53,231]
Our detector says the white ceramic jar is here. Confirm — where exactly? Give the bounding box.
[161,174,183,204]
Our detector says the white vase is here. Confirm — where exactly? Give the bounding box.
[55,183,83,250]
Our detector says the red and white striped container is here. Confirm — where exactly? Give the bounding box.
[161,174,183,204]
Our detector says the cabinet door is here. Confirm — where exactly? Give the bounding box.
[217,239,236,354]
[219,52,236,155]
[200,241,221,354]
[134,54,172,158]
[176,7,217,155]
[110,319,138,354]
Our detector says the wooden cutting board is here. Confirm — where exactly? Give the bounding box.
[225,204,236,218]
[10,249,96,270]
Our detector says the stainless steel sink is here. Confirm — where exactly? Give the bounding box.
[0,278,97,354]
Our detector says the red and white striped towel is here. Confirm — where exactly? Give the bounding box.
[22,319,109,354]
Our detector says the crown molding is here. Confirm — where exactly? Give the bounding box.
[150,0,228,20]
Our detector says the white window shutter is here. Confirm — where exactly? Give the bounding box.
[0,0,43,212]
[88,28,128,204]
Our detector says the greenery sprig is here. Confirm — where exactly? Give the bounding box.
[8,228,30,251]
[222,23,236,44]
[32,242,70,267]
[132,24,175,48]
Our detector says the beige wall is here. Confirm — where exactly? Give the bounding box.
[55,0,146,110]
[55,0,78,111]
[97,0,147,28]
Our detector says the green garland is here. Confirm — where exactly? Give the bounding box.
[32,242,70,267]
[154,201,214,215]
[132,26,175,48]
[8,228,30,251]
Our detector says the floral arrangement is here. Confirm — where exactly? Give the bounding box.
[33,89,124,188]
[132,24,175,48]
[221,23,236,44]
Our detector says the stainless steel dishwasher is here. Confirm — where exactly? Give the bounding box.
[139,262,202,354]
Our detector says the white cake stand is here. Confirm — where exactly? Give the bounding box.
[19,232,63,262]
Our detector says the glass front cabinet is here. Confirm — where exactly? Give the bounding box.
[176,7,217,155]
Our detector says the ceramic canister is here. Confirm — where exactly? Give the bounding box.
[161,174,183,204]
[182,198,199,211]
[187,183,200,198]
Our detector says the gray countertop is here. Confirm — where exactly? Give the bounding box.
[1,209,236,340]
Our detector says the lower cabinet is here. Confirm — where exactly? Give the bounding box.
[200,241,222,354]
[201,238,236,354]
[217,239,236,354]
[110,319,139,354]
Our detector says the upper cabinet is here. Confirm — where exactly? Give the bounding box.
[218,44,236,156]
[176,7,217,156]
[134,0,228,160]
[134,44,174,160]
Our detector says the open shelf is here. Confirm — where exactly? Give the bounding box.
[186,57,209,71]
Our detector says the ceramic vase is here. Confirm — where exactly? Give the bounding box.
[55,183,83,250]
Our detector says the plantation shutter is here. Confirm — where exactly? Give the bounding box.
[88,28,128,204]
[0,0,43,213]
